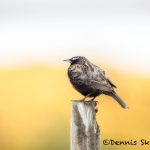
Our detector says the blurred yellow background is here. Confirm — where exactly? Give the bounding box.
[0,64,150,150]
[1,0,150,149]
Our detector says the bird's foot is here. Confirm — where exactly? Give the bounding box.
[79,94,91,102]
[79,98,86,102]
[89,97,96,101]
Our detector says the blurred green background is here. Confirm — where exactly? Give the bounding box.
[0,0,150,150]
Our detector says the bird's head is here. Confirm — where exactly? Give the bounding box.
[64,56,86,65]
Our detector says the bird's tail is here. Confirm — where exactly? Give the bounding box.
[111,93,129,109]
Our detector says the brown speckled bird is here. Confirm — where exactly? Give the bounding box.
[64,56,129,109]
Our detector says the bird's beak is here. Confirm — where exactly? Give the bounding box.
[63,59,71,63]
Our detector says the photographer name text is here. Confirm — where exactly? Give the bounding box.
[103,139,150,146]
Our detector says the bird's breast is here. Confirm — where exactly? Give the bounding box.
[68,64,88,81]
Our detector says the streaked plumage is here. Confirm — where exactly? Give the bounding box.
[64,56,129,109]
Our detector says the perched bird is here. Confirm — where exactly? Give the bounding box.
[64,56,129,109]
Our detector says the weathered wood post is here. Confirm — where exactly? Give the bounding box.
[70,101,100,150]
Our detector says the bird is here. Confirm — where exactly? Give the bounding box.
[64,56,129,109]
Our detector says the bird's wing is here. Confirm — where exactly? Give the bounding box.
[82,79,114,93]
[107,78,117,88]
[91,79,113,92]
[94,65,117,88]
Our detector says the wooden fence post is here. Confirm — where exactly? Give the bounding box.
[70,101,100,150]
